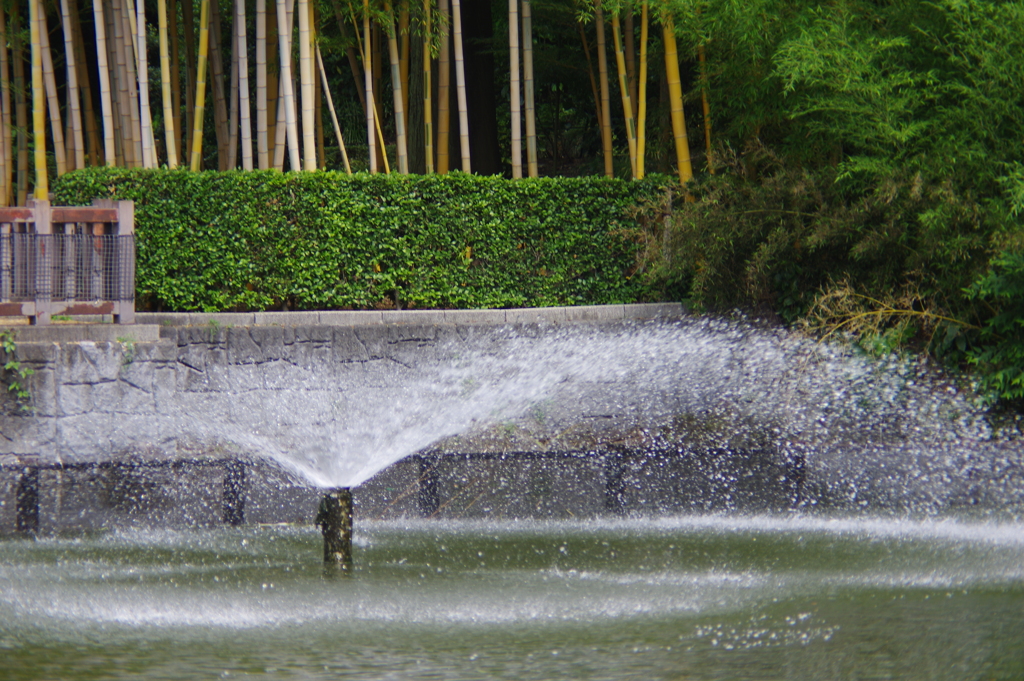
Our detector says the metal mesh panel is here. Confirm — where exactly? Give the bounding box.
[0,234,135,303]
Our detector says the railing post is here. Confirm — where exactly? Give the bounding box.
[115,200,134,323]
[29,199,50,325]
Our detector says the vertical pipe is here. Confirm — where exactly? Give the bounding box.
[316,487,353,568]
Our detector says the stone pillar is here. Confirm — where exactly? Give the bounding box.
[316,487,353,569]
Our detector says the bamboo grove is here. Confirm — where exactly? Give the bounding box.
[0,0,711,205]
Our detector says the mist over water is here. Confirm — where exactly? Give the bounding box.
[155,317,1019,512]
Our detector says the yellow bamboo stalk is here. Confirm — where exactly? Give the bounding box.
[384,2,408,174]
[508,0,521,178]
[521,0,536,177]
[451,0,469,172]
[30,0,46,199]
[436,0,450,173]
[38,5,67,176]
[316,45,351,173]
[594,0,613,177]
[297,0,316,170]
[662,13,693,186]
[256,0,270,168]
[59,0,85,170]
[237,0,253,170]
[93,0,117,165]
[611,12,636,178]
[635,0,647,179]
[190,0,211,170]
[182,0,197,156]
[422,0,432,173]
[159,0,179,167]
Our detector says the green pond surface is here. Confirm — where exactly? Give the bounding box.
[1,515,1022,680]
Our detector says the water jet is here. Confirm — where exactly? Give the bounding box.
[0,305,1021,679]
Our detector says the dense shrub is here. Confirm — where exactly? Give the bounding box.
[54,168,670,312]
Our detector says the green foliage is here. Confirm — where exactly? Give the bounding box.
[967,252,1024,403]
[54,168,670,312]
[0,331,34,412]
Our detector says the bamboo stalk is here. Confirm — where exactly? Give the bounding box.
[159,0,179,167]
[362,0,374,172]
[521,0,536,177]
[594,0,613,177]
[436,0,450,173]
[112,0,139,166]
[38,2,67,175]
[71,3,101,166]
[190,0,210,170]
[508,0,521,178]
[661,13,692,186]
[13,2,27,203]
[611,12,636,178]
[227,20,239,167]
[256,0,269,168]
[210,0,229,168]
[12,2,26,202]
[236,0,254,170]
[624,7,635,118]
[30,0,47,198]
[297,0,315,170]
[398,0,409,114]
[451,0,469,172]
[93,0,117,165]
[137,0,155,167]
[384,2,408,173]
[422,0,432,173]
[267,0,278,151]
[169,0,183,159]
[313,0,324,168]
[316,45,350,173]
[183,0,196,156]
[106,0,126,165]
[276,0,300,170]
[635,0,647,178]
[0,6,11,201]
[59,0,85,170]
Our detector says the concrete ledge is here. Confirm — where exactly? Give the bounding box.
[137,303,686,331]
[2,325,162,343]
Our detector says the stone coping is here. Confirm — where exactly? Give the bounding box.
[137,302,685,328]
[1,303,685,343]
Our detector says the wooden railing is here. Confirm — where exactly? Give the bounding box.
[0,199,135,324]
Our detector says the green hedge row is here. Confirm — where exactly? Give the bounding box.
[54,169,671,312]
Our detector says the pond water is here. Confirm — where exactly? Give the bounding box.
[2,514,1022,680]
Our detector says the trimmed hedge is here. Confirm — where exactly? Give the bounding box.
[54,168,671,312]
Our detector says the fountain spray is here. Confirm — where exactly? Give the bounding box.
[316,488,354,569]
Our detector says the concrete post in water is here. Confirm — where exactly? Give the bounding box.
[316,487,353,568]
